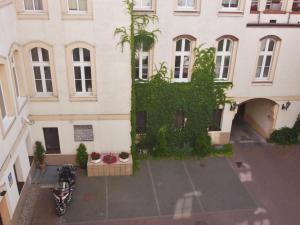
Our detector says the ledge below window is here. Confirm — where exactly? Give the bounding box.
[173,10,200,16]
[17,12,49,20]
[61,12,93,20]
[30,96,59,102]
[263,10,286,14]
[251,80,273,86]
[69,95,97,102]
[247,23,300,27]
[133,9,156,15]
[218,10,244,17]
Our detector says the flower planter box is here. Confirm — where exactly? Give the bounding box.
[87,154,133,177]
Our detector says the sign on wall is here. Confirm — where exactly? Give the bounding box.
[74,125,94,142]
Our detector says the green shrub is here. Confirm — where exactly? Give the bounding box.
[270,127,298,145]
[34,141,46,164]
[153,126,169,157]
[194,133,212,157]
[76,143,88,169]
[293,114,300,134]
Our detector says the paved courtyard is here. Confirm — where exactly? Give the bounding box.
[24,143,300,225]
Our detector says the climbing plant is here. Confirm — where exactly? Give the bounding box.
[114,0,160,170]
[136,47,231,157]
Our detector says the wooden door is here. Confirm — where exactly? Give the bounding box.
[43,128,61,154]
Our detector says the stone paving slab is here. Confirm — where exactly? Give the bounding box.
[149,160,203,217]
[184,157,257,212]
[64,175,106,223]
[107,161,158,219]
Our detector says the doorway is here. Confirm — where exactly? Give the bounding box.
[43,128,61,154]
[231,98,278,143]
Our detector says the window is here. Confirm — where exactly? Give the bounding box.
[137,111,147,134]
[135,46,149,80]
[222,0,239,9]
[68,0,87,12]
[10,55,20,98]
[0,82,7,120]
[134,0,152,10]
[30,47,53,94]
[72,48,92,94]
[175,110,185,129]
[255,37,279,80]
[23,0,43,10]
[174,38,193,82]
[209,109,223,131]
[215,39,233,80]
[177,0,196,9]
[292,0,300,12]
[74,125,94,142]
[265,0,283,11]
[250,0,259,12]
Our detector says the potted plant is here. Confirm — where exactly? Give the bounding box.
[91,152,101,164]
[103,153,117,164]
[76,143,88,169]
[34,141,46,170]
[118,152,130,163]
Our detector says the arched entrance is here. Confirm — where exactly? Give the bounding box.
[231,98,279,143]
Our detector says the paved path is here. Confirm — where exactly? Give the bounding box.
[23,143,300,225]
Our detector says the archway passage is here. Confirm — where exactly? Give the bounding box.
[231,98,278,143]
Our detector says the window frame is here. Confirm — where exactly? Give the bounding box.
[23,0,44,11]
[0,56,16,135]
[23,41,58,101]
[263,0,288,13]
[61,0,93,20]
[9,44,28,112]
[174,0,201,14]
[253,36,281,84]
[135,45,153,80]
[15,0,49,20]
[65,42,97,102]
[31,47,53,95]
[250,0,259,13]
[72,48,92,95]
[67,0,88,13]
[172,35,196,83]
[215,35,238,82]
[133,0,153,11]
[221,0,239,10]
[292,0,300,12]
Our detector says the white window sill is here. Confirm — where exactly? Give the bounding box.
[172,79,189,83]
[17,11,49,20]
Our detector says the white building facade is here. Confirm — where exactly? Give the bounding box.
[0,0,299,224]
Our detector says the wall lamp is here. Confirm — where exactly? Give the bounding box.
[282,101,291,111]
[230,102,238,111]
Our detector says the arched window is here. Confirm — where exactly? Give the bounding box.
[174,37,193,82]
[215,39,233,80]
[135,45,150,80]
[72,48,92,93]
[255,38,277,80]
[30,47,53,94]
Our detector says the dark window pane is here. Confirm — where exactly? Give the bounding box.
[182,68,188,78]
[174,68,180,78]
[31,48,39,61]
[74,67,81,79]
[142,68,148,79]
[184,40,190,51]
[33,67,41,79]
[176,39,182,51]
[222,67,229,78]
[75,80,82,92]
[35,80,43,92]
[24,0,34,10]
[263,67,270,78]
[265,55,272,66]
[44,66,51,79]
[142,56,148,66]
[175,110,185,129]
[42,48,49,61]
[136,111,147,134]
[85,80,92,92]
[83,48,90,62]
[175,56,181,67]
[84,66,91,79]
[34,0,43,10]
[135,67,139,79]
[268,40,275,51]
[209,109,223,131]
[225,39,232,51]
[73,48,80,61]
[256,67,262,78]
[224,56,230,66]
[218,40,224,51]
[46,80,53,92]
